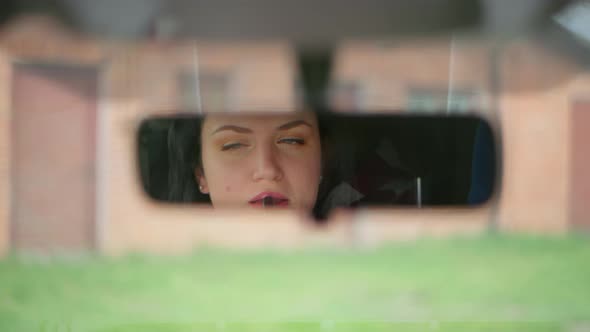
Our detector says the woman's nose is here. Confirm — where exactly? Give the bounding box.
[251,145,283,182]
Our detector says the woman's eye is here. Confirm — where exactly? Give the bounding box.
[278,137,305,145]
[221,142,246,151]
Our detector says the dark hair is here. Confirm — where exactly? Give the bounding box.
[167,117,210,203]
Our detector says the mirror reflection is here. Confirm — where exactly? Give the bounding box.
[138,113,496,218]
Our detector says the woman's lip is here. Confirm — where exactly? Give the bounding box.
[249,192,289,206]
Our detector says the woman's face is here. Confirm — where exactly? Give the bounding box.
[196,112,322,210]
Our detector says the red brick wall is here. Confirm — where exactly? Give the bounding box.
[332,39,493,113]
[570,100,590,229]
[0,16,108,255]
[11,64,98,252]
[496,42,586,233]
[0,51,11,255]
[2,17,590,256]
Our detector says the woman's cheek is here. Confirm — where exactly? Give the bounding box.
[214,164,245,189]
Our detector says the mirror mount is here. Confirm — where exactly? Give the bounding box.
[296,47,334,112]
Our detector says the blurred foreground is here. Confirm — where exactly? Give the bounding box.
[1,235,589,332]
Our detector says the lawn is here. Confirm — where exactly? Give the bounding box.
[1,234,589,332]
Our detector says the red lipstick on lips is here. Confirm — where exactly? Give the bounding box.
[249,192,289,207]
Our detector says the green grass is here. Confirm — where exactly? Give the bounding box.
[1,234,589,332]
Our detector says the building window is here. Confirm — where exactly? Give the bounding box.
[408,88,478,114]
[177,69,230,112]
[329,81,365,112]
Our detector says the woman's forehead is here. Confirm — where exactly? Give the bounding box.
[202,112,318,132]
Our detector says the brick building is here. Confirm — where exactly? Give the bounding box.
[0,16,589,255]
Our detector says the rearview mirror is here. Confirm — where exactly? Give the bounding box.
[137,113,497,219]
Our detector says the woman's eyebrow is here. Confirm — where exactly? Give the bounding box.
[211,125,253,135]
[276,120,312,131]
